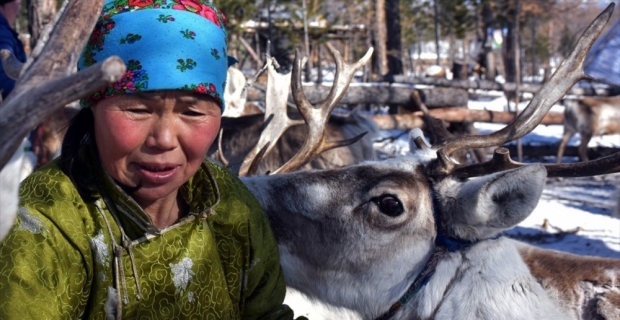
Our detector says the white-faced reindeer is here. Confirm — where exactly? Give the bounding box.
[238,4,620,319]
[1,2,619,320]
[557,95,620,163]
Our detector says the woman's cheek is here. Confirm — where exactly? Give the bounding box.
[184,119,220,158]
[101,113,146,154]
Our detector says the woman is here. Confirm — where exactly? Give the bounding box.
[0,1,298,319]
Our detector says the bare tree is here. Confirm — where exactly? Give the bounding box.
[385,0,403,75]
[374,0,388,76]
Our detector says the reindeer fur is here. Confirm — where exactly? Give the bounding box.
[518,242,620,319]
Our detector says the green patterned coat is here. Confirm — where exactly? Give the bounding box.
[0,147,295,319]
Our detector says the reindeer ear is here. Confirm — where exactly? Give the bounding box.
[439,164,547,240]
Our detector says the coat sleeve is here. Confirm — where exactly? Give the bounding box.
[239,194,307,320]
[0,25,16,51]
[0,207,90,318]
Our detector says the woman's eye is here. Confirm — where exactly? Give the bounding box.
[373,195,404,217]
[184,110,204,117]
[127,108,149,114]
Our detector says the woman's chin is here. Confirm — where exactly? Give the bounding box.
[129,184,181,205]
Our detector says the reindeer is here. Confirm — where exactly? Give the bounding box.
[556,95,620,163]
[215,55,379,175]
[236,4,620,319]
[0,1,619,319]
[211,110,378,175]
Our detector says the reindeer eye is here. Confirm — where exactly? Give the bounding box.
[373,195,403,217]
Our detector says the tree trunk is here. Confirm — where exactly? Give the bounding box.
[481,2,494,79]
[246,85,469,108]
[424,107,561,125]
[26,0,57,49]
[375,0,388,76]
[433,0,441,65]
[385,0,403,75]
[391,75,613,96]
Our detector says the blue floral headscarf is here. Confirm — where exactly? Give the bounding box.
[78,0,231,110]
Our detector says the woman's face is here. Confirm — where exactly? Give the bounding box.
[92,91,221,206]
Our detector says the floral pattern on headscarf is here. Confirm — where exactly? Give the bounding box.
[102,0,227,27]
[82,59,150,106]
[78,0,230,110]
[181,82,221,102]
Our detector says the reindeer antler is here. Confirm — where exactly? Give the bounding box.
[238,57,305,176]
[416,3,616,179]
[0,0,126,170]
[270,45,374,174]
[240,45,374,176]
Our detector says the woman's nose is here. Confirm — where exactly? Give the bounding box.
[145,116,178,151]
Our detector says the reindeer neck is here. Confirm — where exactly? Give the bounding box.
[376,231,504,320]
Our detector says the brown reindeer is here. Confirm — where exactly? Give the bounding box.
[30,105,79,168]
[212,55,378,175]
[210,111,378,175]
[557,95,620,163]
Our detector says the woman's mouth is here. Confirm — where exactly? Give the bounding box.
[135,163,180,184]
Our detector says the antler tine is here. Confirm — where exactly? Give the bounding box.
[429,3,614,176]
[214,128,229,167]
[411,89,454,145]
[0,0,126,169]
[238,58,305,176]
[545,152,620,177]
[320,43,373,113]
[272,46,373,174]
[452,148,521,178]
